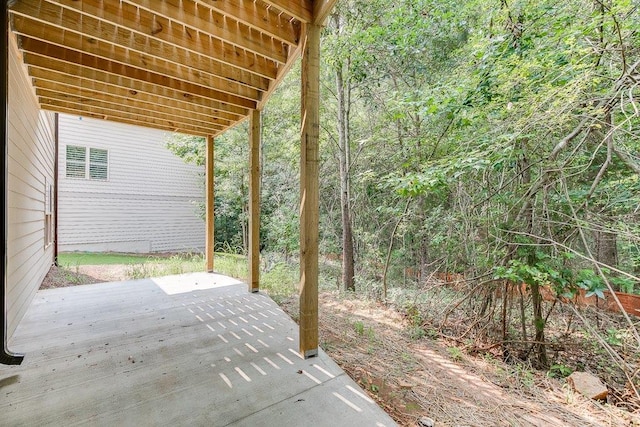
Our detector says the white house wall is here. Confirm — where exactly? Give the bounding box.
[58,114,205,253]
[7,34,56,338]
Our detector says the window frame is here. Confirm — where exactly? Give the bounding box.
[65,145,109,181]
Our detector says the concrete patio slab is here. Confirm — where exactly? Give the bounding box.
[0,273,396,426]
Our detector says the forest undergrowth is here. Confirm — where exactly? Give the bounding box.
[381,277,640,413]
[281,271,640,426]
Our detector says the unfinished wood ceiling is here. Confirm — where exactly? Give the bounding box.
[9,0,334,137]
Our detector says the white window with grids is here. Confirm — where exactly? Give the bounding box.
[65,145,108,180]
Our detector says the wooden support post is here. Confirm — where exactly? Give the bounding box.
[205,135,215,272]
[248,110,261,293]
[299,23,320,359]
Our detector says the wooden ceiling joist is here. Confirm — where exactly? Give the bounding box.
[35,85,230,130]
[9,0,338,138]
[12,17,262,103]
[195,0,301,46]
[9,2,271,91]
[20,37,255,111]
[24,54,246,121]
[42,103,213,136]
[261,0,314,24]
[46,0,280,79]
[39,96,224,135]
[123,0,288,64]
[29,68,237,124]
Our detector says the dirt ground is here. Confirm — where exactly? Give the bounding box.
[41,265,130,289]
[279,294,640,427]
[42,265,639,426]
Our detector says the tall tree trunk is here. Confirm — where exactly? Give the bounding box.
[594,229,618,268]
[521,139,548,368]
[592,112,618,285]
[336,58,355,292]
[530,281,548,368]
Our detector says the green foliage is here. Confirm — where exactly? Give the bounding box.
[548,363,573,379]
[407,326,427,341]
[447,346,463,362]
[353,320,365,335]
[261,263,299,303]
[576,269,607,299]
[165,0,640,374]
[611,276,636,294]
[494,250,574,297]
[165,134,205,166]
[605,328,623,346]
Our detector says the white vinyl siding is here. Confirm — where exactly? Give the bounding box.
[7,33,56,339]
[58,115,205,253]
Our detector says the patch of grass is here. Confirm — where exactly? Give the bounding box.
[354,320,365,335]
[425,328,439,340]
[261,262,298,302]
[125,253,208,279]
[59,251,247,281]
[605,328,623,346]
[405,304,423,326]
[58,252,153,266]
[126,263,155,279]
[406,325,426,340]
[214,253,248,280]
[447,346,463,362]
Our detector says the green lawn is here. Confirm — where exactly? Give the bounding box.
[57,252,157,266]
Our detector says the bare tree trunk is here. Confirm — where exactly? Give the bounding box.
[594,229,618,268]
[592,113,618,285]
[521,139,548,368]
[334,15,355,292]
[530,281,548,368]
[382,199,411,300]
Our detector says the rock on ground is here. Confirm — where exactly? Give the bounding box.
[567,372,608,400]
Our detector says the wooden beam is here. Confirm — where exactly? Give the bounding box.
[25,58,243,122]
[299,23,320,359]
[123,0,288,63]
[313,0,340,26]
[41,0,279,79]
[21,51,247,119]
[248,109,261,293]
[205,135,215,272]
[195,0,301,46]
[261,0,313,23]
[41,104,196,135]
[258,34,304,111]
[31,76,232,128]
[9,1,271,92]
[10,14,262,102]
[39,99,215,136]
[36,90,225,133]
[19,37,256,111]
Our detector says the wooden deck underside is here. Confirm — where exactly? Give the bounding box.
[1,273,395,426]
